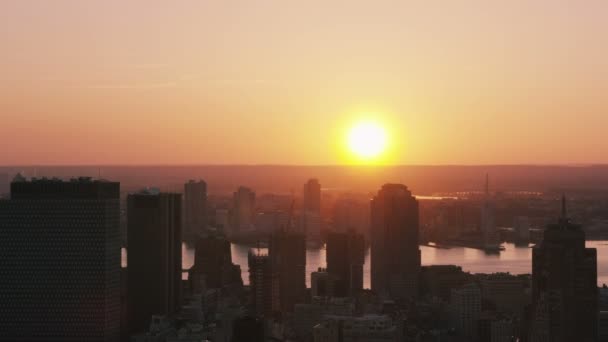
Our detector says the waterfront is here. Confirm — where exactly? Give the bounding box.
[174,241,608,288]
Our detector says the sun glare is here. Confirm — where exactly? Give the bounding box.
[347,121,388,161]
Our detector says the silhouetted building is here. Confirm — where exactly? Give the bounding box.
[0,172,8,198]
[303,178,321,213]
[311,268,338,297]
[514,216,531,246]
[232,315,264,342]
[127,190,182,335]
[371,184,421,300]
[481,174,500,251]
[420,265,470,301]
[529,196,598,341]
[332,197,370,238]
[184,179,207,236]
[190,232,241,290]
[0,176,121,341]
[326,230,365,297]
[248,251,273,317]
[231,186,255,233]
[270,229,306,313]
[450,283,482,341]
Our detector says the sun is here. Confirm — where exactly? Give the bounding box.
[347,121,388,161]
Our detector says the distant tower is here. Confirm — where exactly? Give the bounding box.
[371,184,421,300]
[191,232,242,289]
[0,177,121,341]
[529,196,598,341]
[326,230,365,297]
[184,180,207,237]
[303,178,321,213]
[231,186,256,234]
[127,190,182,335]
[248,250,273,317]
[269,229,306,313]
[481,174,500,251]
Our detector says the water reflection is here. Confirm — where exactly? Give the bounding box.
[126,241,608,287]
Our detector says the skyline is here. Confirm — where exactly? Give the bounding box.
[2,1,608,165]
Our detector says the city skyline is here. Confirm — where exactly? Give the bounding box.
[2,1,608,165]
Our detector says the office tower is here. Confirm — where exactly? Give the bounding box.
[311,268,338,297]
[300,210,322,243]
[529,197,597,341]
[514,216,531,246]
[127,190,182,335]
[303,178,321,213]
[269,229,306,313]
[0,172,8,197]
[420,265,470,301]
[481,174,500,251]
[248,251,273,317]
[371,184,421,300]
[326,230,365,297]
[184,179,207,236]
[481,273,527,317]
[231,186,255,234]
[232,315,265,342]
[450,283,482,341]
[191,232,242,289]
[0,176,121,342]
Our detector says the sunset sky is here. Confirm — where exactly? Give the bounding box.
[1,1,607,165]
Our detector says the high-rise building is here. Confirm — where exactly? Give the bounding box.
[481,174,500,251]
[191,232,241,290]
[371,184,421,300]
[481,273,528,318]
[269,229,306,313]
[0,176,121,341]
[300,210,322,243]
[332,197,370,238]
[231,186,255,234]
[326,230,365,297]
[184,180,207,236]
[311,268,338,297]
[248,251,273,317]
[127,190,182,335]
[514,216,531,246]
[450,283,482,341]
[0,172,8,198]
[303,178,321,213]
[529,196,598,341]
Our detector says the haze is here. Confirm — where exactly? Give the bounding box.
[1,0,607,165]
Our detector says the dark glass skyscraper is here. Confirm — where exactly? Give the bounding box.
[326,230,365,297]
[0,176,121,342]
[303,178,321,213]
[371,184,421,300]
[126,190,182,335]
[184,179,207,237]
[269,229,306,314]
[529,197,598,341]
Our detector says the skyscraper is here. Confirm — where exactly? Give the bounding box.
[269,229,306,313]
[248,250,273,317]
[184,179,207,237]
[0,176,121,341]
[326,230,365,297]
[529,196,598,341]
[303,178,321,213]
[481,174,500,251]
[126,190,182,335]
[371,184,421,300]
[191,232,241,289]
[231,186,255,234]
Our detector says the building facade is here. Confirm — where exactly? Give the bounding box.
[0,176,121,341]
[371,184,421,300]
[127,190,182,335]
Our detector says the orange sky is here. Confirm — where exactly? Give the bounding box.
[1,1,607,165]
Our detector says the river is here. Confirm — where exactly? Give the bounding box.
[171,241,608,288]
